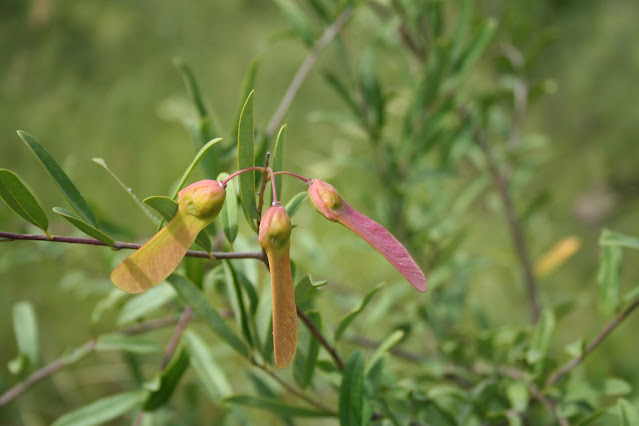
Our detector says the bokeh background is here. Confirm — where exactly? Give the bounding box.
[1,0,638,424]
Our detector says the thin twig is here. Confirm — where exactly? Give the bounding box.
[160,306,192,369]
[474,132,540,322]
[297,307,344,371]
[546,294,639,387]
[265,6,354,137]
[0,316,179,407]
[0,231,265,261]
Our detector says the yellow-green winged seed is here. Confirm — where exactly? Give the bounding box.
[111,180,225,294]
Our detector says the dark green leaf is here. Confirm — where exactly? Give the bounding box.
[51,390,146,426]
[293,310,322,389]
[272,124,286,203]
[53,207,114,246]
[217,173,239,244]
[237,91,259,229]
[450,0,472,62]
[96,334,161,354]
[0,169,49,234]
[143,345,190,410]
[339,350,366,426]
[526,309,555,364]
[600,229,639,250]
[117,284,176,326]
[285,192,308,218]
[618,398,639,426]
[273,0,315,46]
[17,130,99,228]
[335,283,383,341]
[167,274,249,358]
[452,18,497,78]
[184,330,232,400]
[223,261,254,347]
[597,245,623,318]
[224,395,331,417]
[232,57,261,146]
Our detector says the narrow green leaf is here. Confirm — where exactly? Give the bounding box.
[285,192,308,218]
[223,261,254,347]
[450,0,472,62]
[92,158,159,226]
[597,245,623,318]
[53,207,115,246]
[170,138,224,200]
[96,334,161,354]
[233,57,261,146]
[237,90,259,227]
[272,125,287,204]
[17,130,99,228]
[618,398,639,426]
[452,18,497,78]
[323,71,361,119]
[217,173,239,244]
[335,283,383,341]
[167,274,249,358]
[51,390,146,426]
[117,283,176,326]
[273,0,315,47]
[224,395,331,418]
[339,350,366,426]
[600,229,639,250]
[358,49,385,136]
[12,301,40,369]
[255,281,274,360]
[365,329,405,375]
[143,345,190,410]
[0,169,49,234]
[294,274,327,311]
[506,381,529,412]
[603,378,632,396]
[526,309,555,364]
[143,196,211,252]
[184,330,233,400]
[293,310,322,389]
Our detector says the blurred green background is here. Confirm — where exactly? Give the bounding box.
[1,0,638,423]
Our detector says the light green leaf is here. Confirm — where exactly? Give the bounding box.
[294,274,326,311]
[564,339,585,358]
[233,56,261,144]
[117,284,176,326]
[237,91,259,228]
[92,158,159,225]
[453,18,497,78]
[285,192,308,218]
[170,138,224,200]
[0,169,49,234]
[602,378,632,396]
[293,310,322,389]
[600,229,639,250]
[335,283,383,341]
[339,350,366,426]
[10,301,40,374]
[167,274,249,358]
[526,309,555,364]
[143,345,190,411]
[618,398,639,426]
[450,0,472,62]
[217,173,239,244]
[506,381,529,412]
[224,395,331,417]
[51,390,146,426]
[223,260,254,347]
[17,130,99,228]
[272,125,286,204]
[273,0,315,46]
[597,245,623,318]
[52,207,114,246]
[365,329,404,375]
[184,330,232,400]
[96,334,161,354]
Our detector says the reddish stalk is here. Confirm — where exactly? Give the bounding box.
[273,171,311,184]
[220,166,266,187]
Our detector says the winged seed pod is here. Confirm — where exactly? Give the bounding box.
[258,205,298,368]
[308,179,427,292]
[111,180,226,294]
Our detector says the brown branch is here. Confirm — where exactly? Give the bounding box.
[160,306,192,369]
[0,316,179,407]
[474,133,540,322]
[0,231,265,261]
[265,6,354,137]
[297,307,344,371]
[546,294,639,388]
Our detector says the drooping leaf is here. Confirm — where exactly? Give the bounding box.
[272,125,287,204]
[17,130,99,228]
[224,395,330,418]
[96,334,161,354]
[285,192,308,218]
[335,283,383,341]
[117,283,177,326]
[597,245,623,318]
[339,350,367,426]
[143,345,190,411]
[237,91,259,229]
[53,207,115,246]
[167,274,249,358]
[51,390,147,426]
[184,330,232,400]
[0,169,49,234]
[293,310,322,389]
[217,173,239,244]
[600,229,639,250]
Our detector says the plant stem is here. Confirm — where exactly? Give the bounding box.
[474,132,540,323]
[546,294,639,387]
[0,231,265,261]
[256,153,271,226]
[265,5,354,137]
[267,167,279,206]
[297,307,344,371]
[273,170,311,184]
[220,166,266,187]
[160,306,192,369]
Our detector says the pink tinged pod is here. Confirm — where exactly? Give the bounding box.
[308,179,427,293]
[258,206,298,368]
[111,180,226,294]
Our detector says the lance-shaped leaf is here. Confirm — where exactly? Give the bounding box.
[0,169,49,235]
[258,206,298,368]
[111,180,225,294]
[308,179,426,292]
